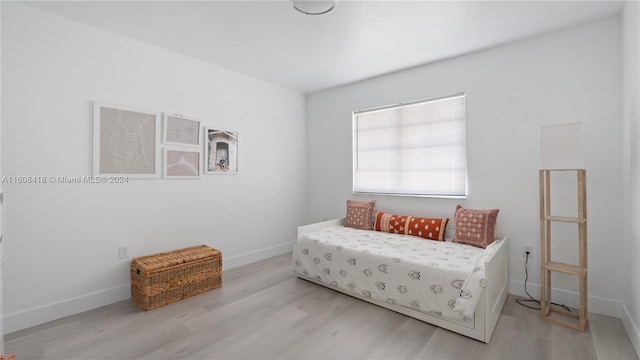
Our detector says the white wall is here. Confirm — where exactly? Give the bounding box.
[0,0,4,353]
[1,3,307,333]
[307,16,623,317]
[622,1,640,355]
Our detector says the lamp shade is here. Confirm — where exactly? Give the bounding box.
[539,122,585,170]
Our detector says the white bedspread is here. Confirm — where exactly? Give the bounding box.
[292,226,502,321]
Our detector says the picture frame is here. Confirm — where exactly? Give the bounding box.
[93,102,161,178]
[204,127,238,174]
[163,147,202,179]
[163,113,201,147]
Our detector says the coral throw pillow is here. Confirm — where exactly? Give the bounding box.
[345,200,376,230]
[453,205,500,248]
[374,211,448,241]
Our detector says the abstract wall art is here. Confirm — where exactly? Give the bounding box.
[163,147,201,179]
[163,113,201,147]
[93,102,161,178]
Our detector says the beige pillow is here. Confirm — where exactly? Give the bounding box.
[345,200,375,230]
[453,205,499,248]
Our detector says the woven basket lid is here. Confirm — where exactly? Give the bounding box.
[133,245,220,272]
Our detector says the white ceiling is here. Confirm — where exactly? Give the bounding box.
[28,1,625,94]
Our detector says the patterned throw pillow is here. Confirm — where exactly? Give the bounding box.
[374,211,449,241]
[453,205,500,248]
[344,200,376,230]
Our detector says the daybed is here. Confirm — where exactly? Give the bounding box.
[292,217,508,343]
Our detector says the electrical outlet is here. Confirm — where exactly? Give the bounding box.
[119,246,129,259]
[522,245,533,258]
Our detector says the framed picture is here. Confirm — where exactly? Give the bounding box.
[163,113,201,147]
[204,127,238,174]
[93,102,161,178]
[163,147,201,179]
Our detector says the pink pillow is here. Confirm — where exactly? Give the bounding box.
[345,200,375,230]
[453,205,499,248]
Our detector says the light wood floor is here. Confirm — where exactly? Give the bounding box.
[5,253,638,360]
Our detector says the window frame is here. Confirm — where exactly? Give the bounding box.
[352,92,467,199]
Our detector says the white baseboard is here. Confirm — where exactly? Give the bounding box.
[4,284,131,335]
[4,241,297,335]
[621,303,640,358]
[223,241,295,270]
[508,279,622,318]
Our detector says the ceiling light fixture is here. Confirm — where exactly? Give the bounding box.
[291,0,337,15]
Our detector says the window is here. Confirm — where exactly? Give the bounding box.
[352,93,466,198]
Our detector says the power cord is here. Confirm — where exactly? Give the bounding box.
[515,251,572,312]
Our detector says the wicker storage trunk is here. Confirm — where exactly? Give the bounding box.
[131,245,222,310]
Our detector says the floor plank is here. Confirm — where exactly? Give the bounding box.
[5,253,639,360]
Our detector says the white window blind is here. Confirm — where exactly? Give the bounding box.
[353,93,467,198]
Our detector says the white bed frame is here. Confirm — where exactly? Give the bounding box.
[296,218,509,343]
